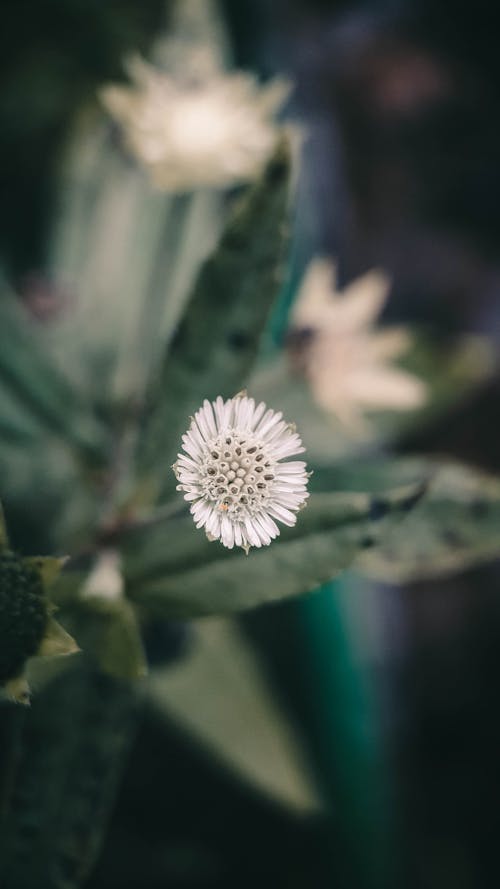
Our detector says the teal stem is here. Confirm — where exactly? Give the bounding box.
[296,577,398,889]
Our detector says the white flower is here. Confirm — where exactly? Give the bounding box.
[290,259,427,430]
[174,395,309,553]
[100,55,290,191]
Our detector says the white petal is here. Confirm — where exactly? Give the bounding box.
[189,424,206,448]
[252,514,272,545]
[221,515,235,548]
[203,399,217,436]
[221,398,233,428]
[268,504,297,526]
[176,453,198,470]
[258,411,283,439]
[274,461,307,474]
[244,517,262,547]
[262,420,288,443]
[234,396,249,428]
[181,436,200,460]
[234,523,243,548]
[259,513,280,539]
[274,475,308,489]
[214,396,226,430]
[195,409,212,442]
[250,401,267,429]
[273,483,306,494]
[271,439,305,459]
[242,398,256,429]
[206,509,222,538]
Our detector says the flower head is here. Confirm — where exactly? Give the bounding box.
[100,55,290,191]
[290,259,426,430]
[174,395,309,553]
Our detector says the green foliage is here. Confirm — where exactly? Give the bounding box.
[0,663,138,889]
[1,24,500,885]
[47,118,222,409]
[0,511,76,694]
[148,616,322,811]
[356,461,500,583]
[122,483,425,617]
[62,596,147,680]
[0,551,47,682]
[0,138,300,887]
[0,287,109,464]
[134,139,293,502]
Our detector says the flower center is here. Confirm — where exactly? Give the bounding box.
[199,429,276,518]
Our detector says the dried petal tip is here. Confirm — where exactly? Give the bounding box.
[174,395,309,552]
[4,676,31,706]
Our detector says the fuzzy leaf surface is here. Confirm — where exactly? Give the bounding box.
[0,663,138,889]
[135,139,292,500]
[355,461,500,582]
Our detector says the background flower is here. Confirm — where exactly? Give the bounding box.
[100,54,290,191]
[289,258,427,430]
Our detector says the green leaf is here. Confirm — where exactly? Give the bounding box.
[0,287,109,466]
[134,138,293,502]
[24,556,67,595]
[36,617,79,658]
[62,597,147,681]
[393,332,495,437]
[0,380,46,445]
[307,455,429,495]
[355,461,500,583]
[148,617,322,812]
[48,117,221,408]
[0,436,100,552]
[0,662,138,889]
[122,483,425,618]
[2,676,30,705]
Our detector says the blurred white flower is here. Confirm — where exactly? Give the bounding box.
[174,395,309,553]
[100,55,290,191]
[81,549,123,601]
[290,259,426,429]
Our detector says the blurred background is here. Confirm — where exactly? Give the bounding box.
[1,1,500,888]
